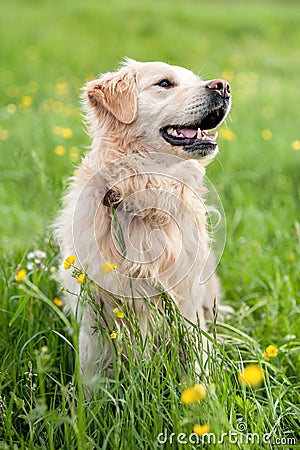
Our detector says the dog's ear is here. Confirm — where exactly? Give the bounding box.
[87,71,138,124]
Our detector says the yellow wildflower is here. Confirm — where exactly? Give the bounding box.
[193,424,210,436]
[7,103,17,114]
[181,383,207,404]
[77,273,85,284]
[286,252,295,262]
[110,332,117,339]
[263,344,278,360]
[54,145,66,156]
[291,140,300,151]
[63,255,76,270]
[69,146,79,163]
[239,364,264,387]
[221,69,234,82]
[53,297,63,307]
[113,307,124,319]
[219,127,236,141]
[266,344,278,357]
[62,128,72,138]
[102,262,117,274]
[0,129,9,140]
[21,96,32,107]
[56,80,68,95]
[261,129,272,141]
[53,125,63,135]
[15,269,27,282]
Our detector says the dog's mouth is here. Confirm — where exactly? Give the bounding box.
[160,105,227,157]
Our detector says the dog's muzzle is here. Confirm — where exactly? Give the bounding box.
[160,79,231,158]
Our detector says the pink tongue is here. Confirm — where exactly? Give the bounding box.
[178,128,198,138]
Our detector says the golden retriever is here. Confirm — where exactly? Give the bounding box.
[54,59,231,378]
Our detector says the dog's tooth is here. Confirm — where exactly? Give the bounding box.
[167,127,174,135]
[197,128,202,139]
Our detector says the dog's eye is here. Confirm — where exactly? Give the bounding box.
[155,79,174,88]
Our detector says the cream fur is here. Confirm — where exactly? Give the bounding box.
[54,59,231,377]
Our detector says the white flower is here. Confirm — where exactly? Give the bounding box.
[26,250,47,270]
[34,250,47,259]
[27,250,47,260]
[26,261,34,270]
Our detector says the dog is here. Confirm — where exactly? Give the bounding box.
[54,58,231,378]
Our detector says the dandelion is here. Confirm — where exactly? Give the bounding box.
[85,73,96,82]
[56,80,68,95]
[77,273,85,284]
[265,344,278,358]
[262,352,270,361]
[54,145,66,156]
[221,69,234,82]
[69,146,80,163]
[261,129,272,141]
[15,269,27,282]
[0,129,9,140]
[21,96,32,107]
[238,364,264,387]
[263,344,278,361]
[53,297,63,307]
[7,103,17,114]
[102,262,117,274]
[62,128,72,138]
[53,125,63,135]
[63,255,76,269]
[286,252,295,262]
[219,127,236,141]
[113,307,124,319]
[181,383,207,404]
[193,424,210,436]
[291,140,300,151]
[110,332,117,339]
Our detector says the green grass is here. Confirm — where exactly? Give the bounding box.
[1,0,300,448]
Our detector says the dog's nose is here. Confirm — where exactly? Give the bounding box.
[206,79,231,99]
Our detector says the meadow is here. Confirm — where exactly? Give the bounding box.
[0,0,300,448]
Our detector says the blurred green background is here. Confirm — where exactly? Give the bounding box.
[0,0,300,257]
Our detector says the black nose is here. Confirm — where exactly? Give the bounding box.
[206,79,231,99]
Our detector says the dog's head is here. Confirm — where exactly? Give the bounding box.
[85,58,231,162]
